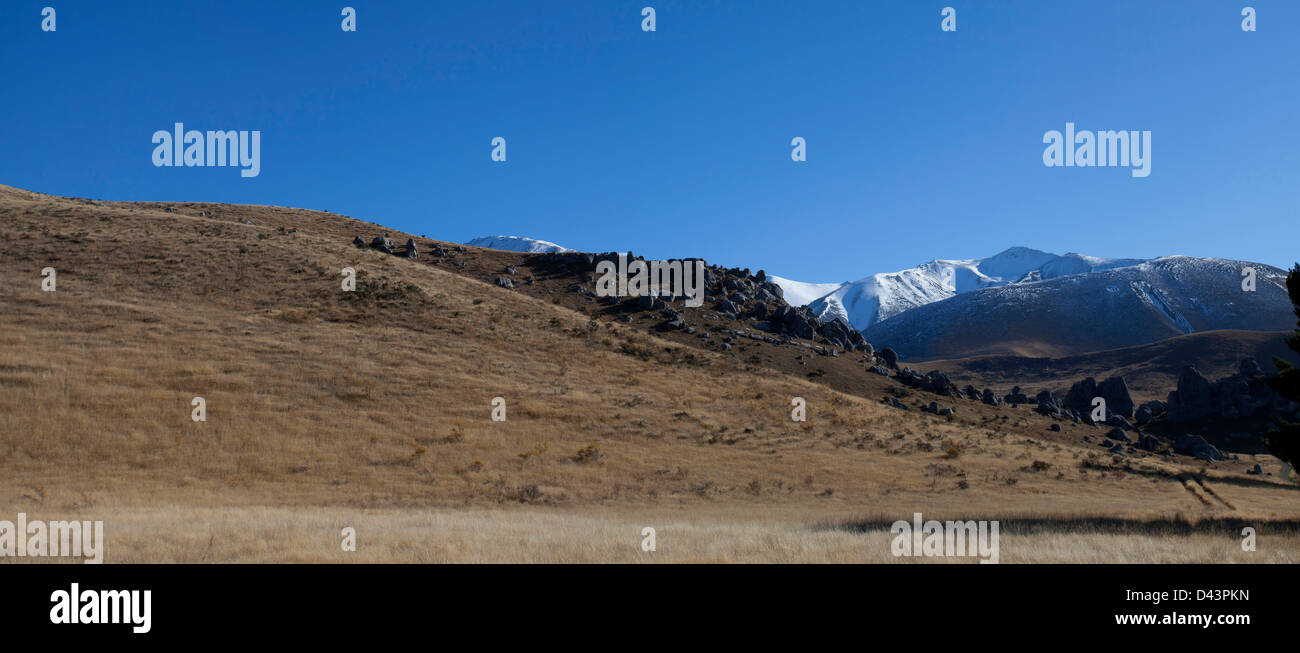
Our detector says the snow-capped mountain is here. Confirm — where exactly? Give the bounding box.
[774,247,1145,330]
[465,235,574,253]
[861,256,1292,361]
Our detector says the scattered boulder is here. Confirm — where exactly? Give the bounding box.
[352,236,367,248]
[772,305,818,339]
[1035,391,1061,417]
[921,401,954,416]
[639,295,666,311]
[1137,432,1160,452]
[370,236,394,253]
[494,276,515,289]
[1062,375,1133,420]
[1135,400,1165,425]
[898,369,962,397]
[1173,434,1223,461]
[1105,414,1132,429]
[1003,386,1030,406]
[818,318,855,352]
[878,348,899,370]
[884,396,909,411]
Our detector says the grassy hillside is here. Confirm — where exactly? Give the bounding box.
[1,184,1297,562]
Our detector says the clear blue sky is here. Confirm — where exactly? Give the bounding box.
[3,1,1296,282]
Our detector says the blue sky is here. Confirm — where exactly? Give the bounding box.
[3,1,1296,282]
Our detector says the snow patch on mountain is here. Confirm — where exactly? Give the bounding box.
[465,235,574,253]
[765,276,845,309]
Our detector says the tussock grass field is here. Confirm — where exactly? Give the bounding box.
[2,184,1297,563]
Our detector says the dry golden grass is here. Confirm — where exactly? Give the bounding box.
[1,184,1297,562]
[9,505,1298,564]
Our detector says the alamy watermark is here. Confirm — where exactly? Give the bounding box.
[0,512,104,563]
[152,122,261,178]
[1043,123,1150,178]
[595,253,706,308]
[50,583,150,634]
[891,512,999,563]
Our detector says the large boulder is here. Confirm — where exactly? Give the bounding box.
[1063,377,1098,414]
[778,306,817,339]
[1214,377,1251,419]
[1003,386,1030,406]
[403,238,418,259]
[878,348,899,370]
[1135,400,1165,425]
[916,370,960,397]
[1097,376,1134,419]
[370,236,394,254]
[818,318,854,351]
[1034,390,1061,417]
[1166,366,1214,422]
[926,370,956,395]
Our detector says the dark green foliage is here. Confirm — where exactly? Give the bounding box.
[1265,264,1300,472]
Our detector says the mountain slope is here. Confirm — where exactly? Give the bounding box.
[863,257,1292,361]
[913,329,1295,404]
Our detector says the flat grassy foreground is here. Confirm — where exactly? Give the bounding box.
[7,506,1298,563]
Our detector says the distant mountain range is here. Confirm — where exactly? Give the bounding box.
[777,249,1292,361]
[775,247,1148,330]
[842,251,1289,359]
[467,239,1293,361]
